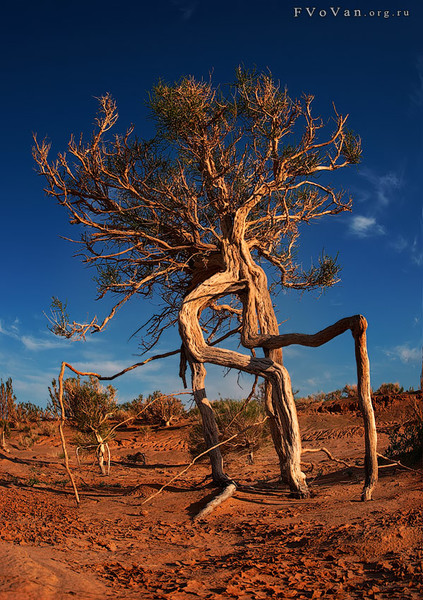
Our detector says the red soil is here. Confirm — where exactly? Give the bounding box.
[0,393,421,599]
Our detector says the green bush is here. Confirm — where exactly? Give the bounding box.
[142,391,185,427]
[188,398,270,464]
[49,376,117,432]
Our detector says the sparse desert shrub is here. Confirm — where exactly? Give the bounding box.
[142,391,185,427]
[16,420,57,448]
[118,393,185,427]
[188,398,270,464]
[303,391,326,404]
[50,376,118,475]
[119,395,145,419]
[15,402,50,424]
[113,407,132,423]
[375,382,404,395]
[18,429,38,449]
[38,421,57,437]
[342,384,358,398]
[324,389,343,402]
[386,400,423,464]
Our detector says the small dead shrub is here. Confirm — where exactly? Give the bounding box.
[38,422,57,437]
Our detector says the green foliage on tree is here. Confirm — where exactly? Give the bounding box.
[49,376,117,431]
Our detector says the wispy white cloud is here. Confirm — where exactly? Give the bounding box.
[0,317,69,351]
[359,168,402,208]
[349,215,385,238]
[411,237,423,266]
[21,335,68,351]
[390,235,408,253]
[0,319,20,340]
[384,344,420,364]
[390,234,423,266]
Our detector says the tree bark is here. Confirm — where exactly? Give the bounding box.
[179,236,377,499]
[189,359,232,486]
[240,312,378,500]
[238,249,309,497]
[352,317,378,501]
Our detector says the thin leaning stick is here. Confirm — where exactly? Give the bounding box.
[57,362,80,504]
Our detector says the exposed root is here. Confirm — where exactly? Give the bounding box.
[194,483,237,521]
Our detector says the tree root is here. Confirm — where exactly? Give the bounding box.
[194,483,237,521]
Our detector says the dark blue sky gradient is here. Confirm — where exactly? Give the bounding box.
[1,1,421,406]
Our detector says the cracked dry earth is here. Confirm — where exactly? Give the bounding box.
[0,393,422,599]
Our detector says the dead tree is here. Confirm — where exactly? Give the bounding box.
[34,68,377,499]
[0,378,16,453]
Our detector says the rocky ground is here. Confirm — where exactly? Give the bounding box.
[0,392,421,599]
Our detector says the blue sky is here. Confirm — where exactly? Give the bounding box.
[0,0,421,407]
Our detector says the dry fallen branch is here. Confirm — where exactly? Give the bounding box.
[301,446,353,469]
[57,362,80,504]
[194,483,237,521]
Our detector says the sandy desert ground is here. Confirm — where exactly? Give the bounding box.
[0,392,422,599]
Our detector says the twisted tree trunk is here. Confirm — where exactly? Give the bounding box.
[238,244,309,496]
[179,240,309,498]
